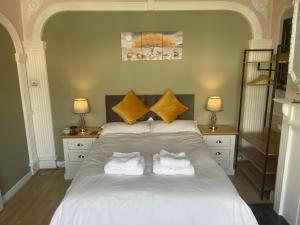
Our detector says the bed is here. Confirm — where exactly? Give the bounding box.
[50,95,258,225]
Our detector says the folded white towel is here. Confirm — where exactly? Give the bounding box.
[108,152,141,168]
[113,152,140,158]
[153,154,195,176]
[104,152,145,176]
[159,150,191,168]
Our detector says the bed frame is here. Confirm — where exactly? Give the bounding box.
[105,94,195,122]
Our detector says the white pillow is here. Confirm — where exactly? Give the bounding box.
[150,120,200,134]
[101,122,150,135]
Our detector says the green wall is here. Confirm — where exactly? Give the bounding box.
[43,11,251,160]
[0,25,29,194]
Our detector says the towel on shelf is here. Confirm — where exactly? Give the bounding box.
[104,152,145,176]
[153,154,195,176]
[159,149,191,168]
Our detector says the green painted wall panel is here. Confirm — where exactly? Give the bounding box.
[43,11,251,160]
[0,25,29,194]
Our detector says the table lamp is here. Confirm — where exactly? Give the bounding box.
[206,96,223,131]
[73,98,89,134]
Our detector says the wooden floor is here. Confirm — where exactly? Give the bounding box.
[0,168,269,225]
[0,169,71,225]
[229,168,271,204]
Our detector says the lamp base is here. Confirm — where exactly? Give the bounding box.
[209,125,218,131]
[79,128,86,134]
[78,114,87,134]
[209,112,218,132]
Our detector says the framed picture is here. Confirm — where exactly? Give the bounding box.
[121,31,183,61]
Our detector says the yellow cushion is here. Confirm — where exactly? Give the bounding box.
[150,90,188,123]
[112,90,149,124]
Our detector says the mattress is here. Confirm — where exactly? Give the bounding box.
[50,132,258,225]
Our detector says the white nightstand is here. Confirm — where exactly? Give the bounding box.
[61,127,101,180]
[198,125,238,175]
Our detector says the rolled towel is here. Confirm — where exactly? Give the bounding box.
[159,150,191,168]
[153,154,195,176]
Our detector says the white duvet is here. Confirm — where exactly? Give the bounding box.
[50,132,258,225]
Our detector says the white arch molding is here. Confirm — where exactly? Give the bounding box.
[0,14,23,53]
[0,13,38,174]
[31,1,264,40]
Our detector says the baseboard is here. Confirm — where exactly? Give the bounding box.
[39,160,57,169]
[56,161,65,168]
[3,171,32,203]
[30,160,40,175]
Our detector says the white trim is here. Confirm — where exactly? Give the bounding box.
[0,13,23,53]
[39,160,57,169]
[289,0,300,86]
[30,160,40,174]
[56,161,65,168]
[154,1,262,39]
[39,155,57,169]
[23,40,57,167]
[2,172,32,203]
[274,102,300,224]
[0,13,38,174]
[31,0,263,40]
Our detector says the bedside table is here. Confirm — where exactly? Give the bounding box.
[198,125,238,175]
[61,127,101,180]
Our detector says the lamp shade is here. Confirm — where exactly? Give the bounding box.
[206,96,223,112]
[73,98,89,114]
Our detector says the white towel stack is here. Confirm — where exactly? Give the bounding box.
[153,150,195,176]
[104,152,145,175]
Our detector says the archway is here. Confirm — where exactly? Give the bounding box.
[23,1,269,168]
[0,13,38,175]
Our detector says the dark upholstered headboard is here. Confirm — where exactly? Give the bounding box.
[105,95,195,122]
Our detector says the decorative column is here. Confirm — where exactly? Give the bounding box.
[15,53,39,173]
[23,40,56,168]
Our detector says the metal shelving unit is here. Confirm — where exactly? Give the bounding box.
[235,46,288,199]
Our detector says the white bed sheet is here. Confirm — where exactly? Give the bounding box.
[50,132,258,225]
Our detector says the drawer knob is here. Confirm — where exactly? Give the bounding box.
[78,155,85,159]
[216,140,222,144]
[77,143,83,147]
[216,152,221,156]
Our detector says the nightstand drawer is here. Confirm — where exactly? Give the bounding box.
[205,136,231,147]
[67,140,93,150]
[211,150,230,160]
[216,160,230,169]
[68,151,88,162]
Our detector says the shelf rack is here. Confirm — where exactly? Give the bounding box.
[236,46,288,199]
